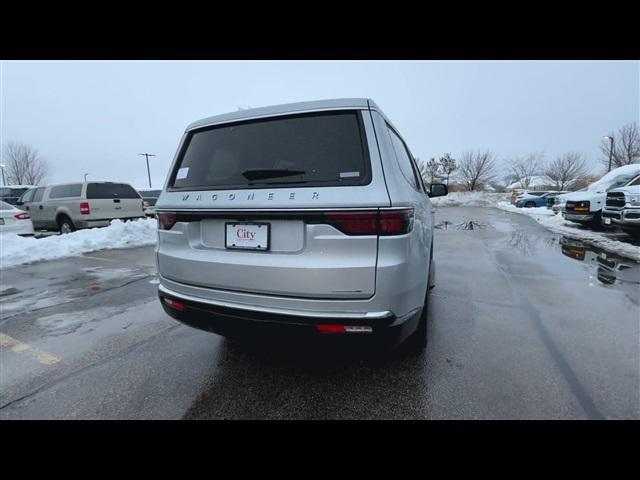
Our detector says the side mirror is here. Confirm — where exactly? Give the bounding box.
[16,200,24,206]
[429,183,448,198]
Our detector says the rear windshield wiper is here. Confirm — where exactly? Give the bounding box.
[241,169,306,181]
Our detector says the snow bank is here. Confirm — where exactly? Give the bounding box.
[0,218,158,269]
[496,202,640,262]
[431,191,509,207]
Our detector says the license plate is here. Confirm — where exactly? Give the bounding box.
[604,217,611,225]
[225,223,269,251]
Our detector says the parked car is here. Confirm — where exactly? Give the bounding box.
[545,191,570,210]
[0,185,36,206]
[516,192,555,208]
[17,181,145,233]
[601,174,640,235]
[138,189,162,217]
[0,200,34,236]
[155,98,448,351]
[561,165,640,227]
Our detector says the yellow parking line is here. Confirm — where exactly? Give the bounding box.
[0,332,61,365]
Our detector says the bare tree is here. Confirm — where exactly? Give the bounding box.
[2,141,51,185]
[508,152,545,189]
[600,122,640,169]
[457,150,497,191]
[544,151,589,190]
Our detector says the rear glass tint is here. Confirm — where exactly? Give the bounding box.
[170,111,370,190]
[87,183,140,199]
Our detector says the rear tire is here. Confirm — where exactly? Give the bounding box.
[525,201,535,208]
[57,215,75,234]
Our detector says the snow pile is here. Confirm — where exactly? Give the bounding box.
[431,191,509,207]
[0,218,158,269]
[496,202,640,261]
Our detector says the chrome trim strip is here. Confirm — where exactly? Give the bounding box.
[158,284,393,320]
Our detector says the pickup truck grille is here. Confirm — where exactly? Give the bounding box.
[565,200,590,212]
[606,192,626,210]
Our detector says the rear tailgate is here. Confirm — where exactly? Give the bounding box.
[157,208,381,299]
[156,108,390,300]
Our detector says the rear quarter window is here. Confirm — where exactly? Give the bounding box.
[49,184,83,199]
[170,111,371,190]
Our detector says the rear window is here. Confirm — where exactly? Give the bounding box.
[170,111,371,190]
[49,184,83,199]
[0,188,28,198]
[87,183,141,199]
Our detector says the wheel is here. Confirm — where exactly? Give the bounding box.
[525,201,535,208]
[57,215,75,234]
[589,211,605,230]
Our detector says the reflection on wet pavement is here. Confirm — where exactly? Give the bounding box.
[559,237,640,305]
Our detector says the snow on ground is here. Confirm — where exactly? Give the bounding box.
[431,191,510,207]
[0,218,158,269]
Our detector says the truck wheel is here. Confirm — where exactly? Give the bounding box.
[589,211,605,230]
[57,215,75,234]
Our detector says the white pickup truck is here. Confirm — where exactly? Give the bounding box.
[601,174,640,234]
[560,164,640,227]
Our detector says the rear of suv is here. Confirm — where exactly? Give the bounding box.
[18,181,145,233]
[155,99,447,349]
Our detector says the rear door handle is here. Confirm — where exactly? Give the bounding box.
[114,199,121,203]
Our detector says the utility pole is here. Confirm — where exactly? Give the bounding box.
[138,153,155,189]
[0,164,6,186]
[603,136,614,172]
[84,173,89,181]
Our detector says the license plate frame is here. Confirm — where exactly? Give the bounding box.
[225,222,270,251]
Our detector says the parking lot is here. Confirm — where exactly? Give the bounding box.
[1,206,638,419]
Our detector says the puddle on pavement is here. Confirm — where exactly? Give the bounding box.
[435,220,491,230]
[559,237,639,304]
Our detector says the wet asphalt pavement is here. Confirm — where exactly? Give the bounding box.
[1,206,638,419]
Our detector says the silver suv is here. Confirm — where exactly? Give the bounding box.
[155,99,447,349]
[18,181,145,233]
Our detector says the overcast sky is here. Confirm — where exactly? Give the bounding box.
[1,60,638,188]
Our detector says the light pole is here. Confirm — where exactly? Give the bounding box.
[84,173,89,181]
[0,164,5,186]
[603,136,614,172]
[138,153,155,189]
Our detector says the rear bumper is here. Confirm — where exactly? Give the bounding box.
[158,284,420,347]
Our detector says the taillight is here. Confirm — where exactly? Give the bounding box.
[323,209,413,236]
[157,212,177,230]
[80,202,90,215]
[324,211,378,235]
[379,209,414,235]
[14,213,30,220]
